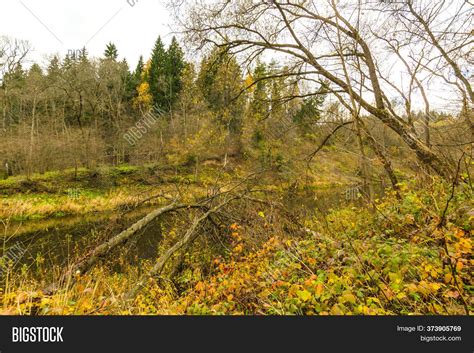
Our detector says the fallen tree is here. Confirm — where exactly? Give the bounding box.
[125,194,240,300]
[72,202,202,276]
[41,172,301,299]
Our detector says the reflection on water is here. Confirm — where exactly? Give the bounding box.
[0,205,164,277]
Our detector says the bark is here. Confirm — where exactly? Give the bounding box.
[360,123,401,199]
[73,202,200,275]
[125,196,238,300]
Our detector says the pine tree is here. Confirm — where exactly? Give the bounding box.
[249,61,270,121]
[47,56,61,78]
[134,55,144,83]
[104,42,119,60]
[124,55,144,103]
[165,37,185,109]
[62,54,74,70]
[28,63,43,77]
[148,36,167,110]
[78,46,89,63]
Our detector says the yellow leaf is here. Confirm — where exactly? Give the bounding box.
[396,292,407,300]
[341,293,357,304]
[444,273,453,284]
[330,305,344,315]
[429,283,441,292]
[297,290,312,302]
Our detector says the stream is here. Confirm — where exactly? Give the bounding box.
[0,183,385,278]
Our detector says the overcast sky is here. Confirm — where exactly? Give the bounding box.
[1,0,466,112]
[1,0,172,68]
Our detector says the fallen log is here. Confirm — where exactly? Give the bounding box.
[125,195,239,300]
[73,202,201,276]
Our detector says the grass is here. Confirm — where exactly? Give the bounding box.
[0,178,471,315]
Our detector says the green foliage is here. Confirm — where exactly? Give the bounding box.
[293,95,325,133]
[149,36,168,110]
[197,47,245,136]
[165,37,185,107]
[170,180,472,315]
[104,42,119,60]
[248,61,270,121]
[148,36,186,112]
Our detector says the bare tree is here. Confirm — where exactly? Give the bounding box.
[0,36,31,81]
[0,36,31,132]
[169,0,472,178]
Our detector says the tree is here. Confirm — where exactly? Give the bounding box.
[133,56,144,84]
[1,36,30,131]
[78,46,89,63]
[248,61,270,122]
[24,63,46,176]
[198,47,245,139]
[148,36,168,110]
[104,42,119,61]
[293,95,325,134]
[0,36,31,83]
[165,37,185,111]
[133,59,153,111]
[171,0,464,178]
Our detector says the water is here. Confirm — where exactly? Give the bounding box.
[0,183,386,277]
[0,205,165,277]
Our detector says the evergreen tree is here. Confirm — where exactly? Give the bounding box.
[28,63,43,77]
[104,42,119,60]
[198,47,245,138]
[125,55,144,103]
[47,56,61,78]
[268,61,286,118]
[134,55,144,83]
[249,61,270,121]
[293,95,325,134]
[62,53,74,71]
[79,46,89,63]
[165,37,185,109]
[148,36,167,110]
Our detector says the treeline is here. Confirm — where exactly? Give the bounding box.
[0,36,332,177]
[0,34,466,180]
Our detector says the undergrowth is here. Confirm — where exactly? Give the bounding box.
[0,178,472,316]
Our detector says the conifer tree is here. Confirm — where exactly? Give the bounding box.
[78,46,89,63]
[47,56,61,78]
[134,55,144,83]
[165,37,185,109]
[125,55,144,103]
[249,61,269,121]
[104,42,119,60]
[148,36,167,110]
[198,47,245,139]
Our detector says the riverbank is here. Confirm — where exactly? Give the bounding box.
[0,174,471,316]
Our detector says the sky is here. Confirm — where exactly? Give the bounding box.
[0,0,466,113]
[0,0,173,68]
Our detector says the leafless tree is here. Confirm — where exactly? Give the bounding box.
[0,36,31,81]
[168,0,472,178]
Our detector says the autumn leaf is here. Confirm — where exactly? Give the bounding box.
[297,290,312,302]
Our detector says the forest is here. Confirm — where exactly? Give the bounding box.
[0,0,472,316]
